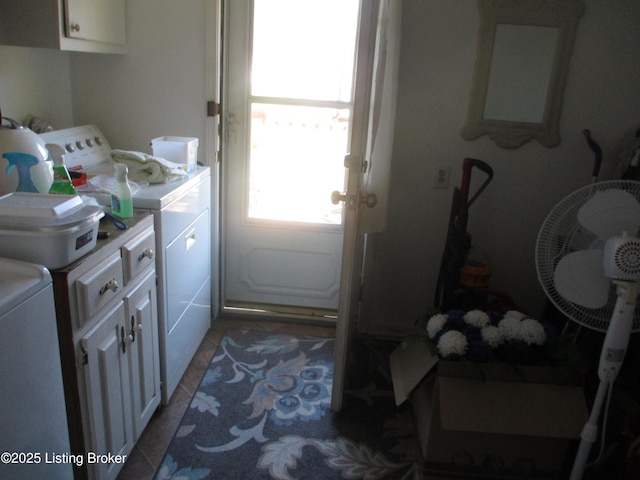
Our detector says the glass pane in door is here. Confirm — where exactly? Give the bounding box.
[249,103,349,224]
[252,0,359,102]
[248,0,360,225]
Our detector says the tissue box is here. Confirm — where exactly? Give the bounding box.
[151,136,198,173]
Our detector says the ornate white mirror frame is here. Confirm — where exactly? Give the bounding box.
[462,0,585,148]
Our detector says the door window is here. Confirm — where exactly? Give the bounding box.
[247,0,360,225]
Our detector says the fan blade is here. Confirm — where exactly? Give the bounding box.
[554,249,610,309]
[577,189,640,241]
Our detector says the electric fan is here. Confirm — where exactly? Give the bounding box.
[536,180,640,480]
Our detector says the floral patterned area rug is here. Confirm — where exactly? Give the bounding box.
[154,328,419,480]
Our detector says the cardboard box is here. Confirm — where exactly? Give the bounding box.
[390,341,589,479]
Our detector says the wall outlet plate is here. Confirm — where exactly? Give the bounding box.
[432,164,451,189]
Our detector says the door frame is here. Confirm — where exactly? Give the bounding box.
[205,0,223,319]
[218,0,368,320]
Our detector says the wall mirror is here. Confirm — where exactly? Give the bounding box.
[462,0,584,148]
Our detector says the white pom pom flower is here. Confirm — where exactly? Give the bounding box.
[426,314,448,340]
[437,330,468,358]
[519,318,547,345]
[498,316,522,341]
[504,310,526,321]
[463,310,490,328]
[481,325,503,348]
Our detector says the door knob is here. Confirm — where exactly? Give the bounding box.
[362,193,377,208]
[331,191,377,208]
[331,191,347,205]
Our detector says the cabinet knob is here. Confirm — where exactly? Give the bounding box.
[130,316,142,343]
[99,279,119,295]
[120,326,130,353]
[138,249,154,262]
[70,23,81,33]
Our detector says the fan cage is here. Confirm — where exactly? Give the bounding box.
[535,180,640,332]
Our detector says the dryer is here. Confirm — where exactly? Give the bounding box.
[41,125,212,404]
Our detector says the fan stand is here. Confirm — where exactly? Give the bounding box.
[570,281,638,480]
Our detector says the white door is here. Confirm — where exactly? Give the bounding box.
[332,0,401,411]
[222,0,365,314]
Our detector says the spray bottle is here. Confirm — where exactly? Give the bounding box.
[46,143,76,195]
[111,163,133,218]
[2,152,39,193]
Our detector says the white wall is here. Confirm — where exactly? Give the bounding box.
[368,0,640,332]
[0,46,73,128]
[69,0,209,155]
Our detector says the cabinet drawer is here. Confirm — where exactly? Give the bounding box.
[166,210,210,333]
[76,253,124,324]
[123,230,155,284]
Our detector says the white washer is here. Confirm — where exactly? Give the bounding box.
[41,125,212,404]
[0,258,72,480]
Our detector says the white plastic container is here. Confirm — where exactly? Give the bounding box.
[150,136,199,173]
[0,193,104,269]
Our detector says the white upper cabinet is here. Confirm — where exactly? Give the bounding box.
[65,0,125,46]
[0,0,126,54]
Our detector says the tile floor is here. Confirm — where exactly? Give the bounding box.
[116,317,335,479]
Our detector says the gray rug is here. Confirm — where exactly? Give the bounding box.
[154,328,419,479]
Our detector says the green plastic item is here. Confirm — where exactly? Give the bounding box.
[49,165,76,194]
[46,143,76,195]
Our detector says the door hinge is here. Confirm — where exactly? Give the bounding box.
[207,100,221,117]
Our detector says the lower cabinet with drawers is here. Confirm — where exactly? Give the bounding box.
[52,212,160,480]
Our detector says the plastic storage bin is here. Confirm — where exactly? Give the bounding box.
[151,136,199,173]
[0,193,104,269]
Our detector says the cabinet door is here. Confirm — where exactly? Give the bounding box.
[125,270,161,440]
[82,301,133,480]
[65,0,125,46]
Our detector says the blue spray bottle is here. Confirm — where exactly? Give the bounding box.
[2,152,40,193]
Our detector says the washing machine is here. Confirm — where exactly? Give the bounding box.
[40,125,212,404]
[0,258,72,480]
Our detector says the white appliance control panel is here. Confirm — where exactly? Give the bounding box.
[40,125,112,171]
